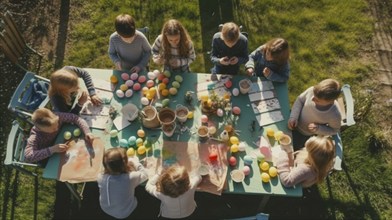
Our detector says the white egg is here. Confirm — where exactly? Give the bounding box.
[125,89,133,97]
[216,108,224,117]
[232,88,240,96]
[238,142,247,151]
[141,97,149,105]
[153,69,160,77]
[125,79,134,87]
[116,90,124,98]
[147,71,156,80]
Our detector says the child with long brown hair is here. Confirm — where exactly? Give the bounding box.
[97,147,148,219]
[245,38,290,82]
[145,165,202,219]
[152,19,196,72]
[277,135,335,188]
[49,66,102,114]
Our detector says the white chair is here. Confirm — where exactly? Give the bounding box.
[226,212,269,220]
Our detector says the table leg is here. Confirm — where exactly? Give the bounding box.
[65,182,82,207]
[257,195,270,212]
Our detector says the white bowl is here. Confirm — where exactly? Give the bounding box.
[230,169,245,183]
[121,103,139,121]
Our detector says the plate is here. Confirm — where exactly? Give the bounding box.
[230,169,245,183]
[121,103,139,121]
[198,163,210,176]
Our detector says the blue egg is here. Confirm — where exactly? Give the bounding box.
[243,155,253,165]
[128,136,137,146]
[120,139,129,147]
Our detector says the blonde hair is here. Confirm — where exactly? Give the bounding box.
[161,19,193,64]
[263,38,289,65]
[49,69,79,105]
[297,136,335,183]
[103,148,134,175]
[221,22,240,44]
[157,165,190,198]
[313,79,341,101]
[32,108,58,129]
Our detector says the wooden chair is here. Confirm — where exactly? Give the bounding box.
[333,84,356,171]
[0,11,43,73]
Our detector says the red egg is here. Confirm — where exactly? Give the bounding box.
[225,80,233,88]
[146,80,155,88]
[133,83,141,91]
[162,78,170,84]
[138,75,147,83]
[121,73,130,80]
[209,152,218,162]
[232,106,241,115]
[229,156,237,166]
[157,73,165,81]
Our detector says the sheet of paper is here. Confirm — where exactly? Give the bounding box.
[80,115,109,129]
[113,115,131,130]
[249,80,274,93]
[81,102,110,116]
[255,110,284,126]
[248,90,275,102]
[93,78,113,91]
[251,98,281,114]
[95,88,113,102]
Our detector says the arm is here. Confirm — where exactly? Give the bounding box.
[135,32,152,70]
[210,33,222,64]
[276,151,312,187]
[145,174,160,197]
[245,47,261,70]
[315,109,342,135]
[289,88,310,128]
[265,62,290,82]
[236,35,249,65]
[178,41,196,67]
[63,66,96,96]
[190,174,202,189]
[152,35,164,64]
[130,161,148,185]
[57,112,91,135]
[24,129,53,163]
[108,33,121,65]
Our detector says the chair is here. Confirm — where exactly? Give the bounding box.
[4,120,39,220]
[0,11,43,73]
[8,72,50,125]
[333,84,356,171]
[137,26,149,40]
[226,212,269,220]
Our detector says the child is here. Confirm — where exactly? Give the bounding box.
[152,19,196,72]
[210,22,248,79]
[245,38,290,82]
[24,108,94,163]
[97,148,148,219]
[145,165,202,219]
[288,79,342,150]
[277,135,335,188]
[108,14,151,72]
[49,66,102,114]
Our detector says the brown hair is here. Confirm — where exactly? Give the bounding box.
[263,38,289,65]
[49,69,79,105]
[115,14,136,38]
[157,165,190,198]
[32,108,58,129]
[103,148,133,175]
[313,79,341,101]
[221,22,240,44]
[161,19,193,64]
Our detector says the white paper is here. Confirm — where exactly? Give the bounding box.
[248,90,275,102]
[249,80,274,93]
[80,115,109,129]
[251,98,281,114]
[93,78,113,91]
[113,115,131,130]
[255,110,284,126]
[80,101,110,116]
[95,89,113,102]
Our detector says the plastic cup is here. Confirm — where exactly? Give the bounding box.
[266,128,275,137]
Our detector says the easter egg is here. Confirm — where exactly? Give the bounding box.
[116,90,124,98]
[261,172,270,183]
[110,75,118,84]
[232,88,239,96]
[147,71,156,80]
[110,130,118,138]
[128,136,137,146]
[125,80,134,87]
[149,87,157,95]
[232,106,241,115]
[257,154,265,162]
[137,145,146,155]
[208,126,217,135]
[230,136,239,145]
[161,99,170,107]
[201,115,208,123]
[230,144,239,153]
[157,73,165,81]
[141,97,149,105]
[243,166,251,176]
[73,128,81,137]
[136,138,144,146]
[238,142,247,151]
[146,92,153,100]
[133,83,141,91]
[158,83,166,91]
[216,108,224,117]
[260,162,270,172]
[209,152,218,162]
[243,155,253,165]
[63,131,72,140]
[225,80,233,88]
[142,87,149,95]
[144,139,152,147]
[137,129,145,138]
[229,156,237,166]
[125,89,133,97]
[161,89,169,97]
[269,167,277,178]
[163,70,171,77]
[119,139,129,147]
[175,75,183,83]
[266,128,275,137]
[224,124,233,132]
[172,81,180,89]
[169,87,178,95]
[146,80,155,88]
[162,77,170,84]
[126,148,135,157]
[120,84,128,92]
[121,73,129,80]
[130,72,139,81]
[138,75,147,83]
[187,111,194,119]
[153,69,160,77]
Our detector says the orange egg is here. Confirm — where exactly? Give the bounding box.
[110,75,118,84]
[137,129,145,138]
[161,89,169,97]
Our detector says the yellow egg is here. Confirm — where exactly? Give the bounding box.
[110,75,118,84]
[187,111,194,119]
[261,172,270,183]
[126,148,135,157]
[158,83,166,91]
[269,166,277,178]
[161,89,169,97]
[142,87,149,95]
[200,95,209,102]
[146,93,153,100]
[230,144,239,153]
[149,87,157,95]
[266,128,275,137]
[230,136,239,145]
[137,129,145,138]
[169,87,178,95]
[120,84,128,92]
[260,162,270,172]
[137,146,146,155]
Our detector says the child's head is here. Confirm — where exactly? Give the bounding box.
[115,14,136,38]
[161,19,192,61]
[157,165,190,198]
[305,136,335,183]
[313,79,341,104]
[49,69,79,105]
[221,22,240,47]
[32,108,60,133]
[263,38,289,65]
[103,148,132,175]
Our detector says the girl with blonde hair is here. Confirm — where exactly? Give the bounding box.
[146,165,202,219]
[49,66,102,114]
[152,19,196,72]
[277,135,335,188]
[97,147,148,219]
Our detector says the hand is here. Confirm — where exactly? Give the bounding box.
[229,56,238,65]
[308,123,319,133]
[131,66,141,74]
[115,62,122,70]
[246,68,254,76]
[169,58,180,67]
[85,133,95,145]
[78,91,88,106]
[51,144,69,153]
[220,57,230,65]
[153,55,165,65]
[263,67,271,77]
[288,118,297,130]
[90,95,102,106]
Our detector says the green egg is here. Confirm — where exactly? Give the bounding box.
[175,75,183,83]
[162,99,170,107]
[172,81,180,89]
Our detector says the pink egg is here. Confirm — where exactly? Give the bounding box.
[121,73,129,80]
[216,108,224,117]
[232,106,241,115]
[133,83,141,91]
[157,73,165,81]
[201,115,208,123]
[138,75,147,83]
[162,78,170,84]
[146,80,155,88]
[243,165,251,176]
[229,156,237,166]
[125,79,134,87]
[225,80,233,88]
[130,72,139,81]
[125,89,133,97]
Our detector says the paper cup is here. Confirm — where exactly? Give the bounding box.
[239,79,252,94]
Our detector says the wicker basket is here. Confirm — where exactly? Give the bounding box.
[141,106,160,128]
[158,108,176,126]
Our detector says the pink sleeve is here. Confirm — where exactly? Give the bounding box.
[277,152,314,187]
[24,129,52,163]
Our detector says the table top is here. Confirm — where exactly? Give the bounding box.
[43,68,302,198]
